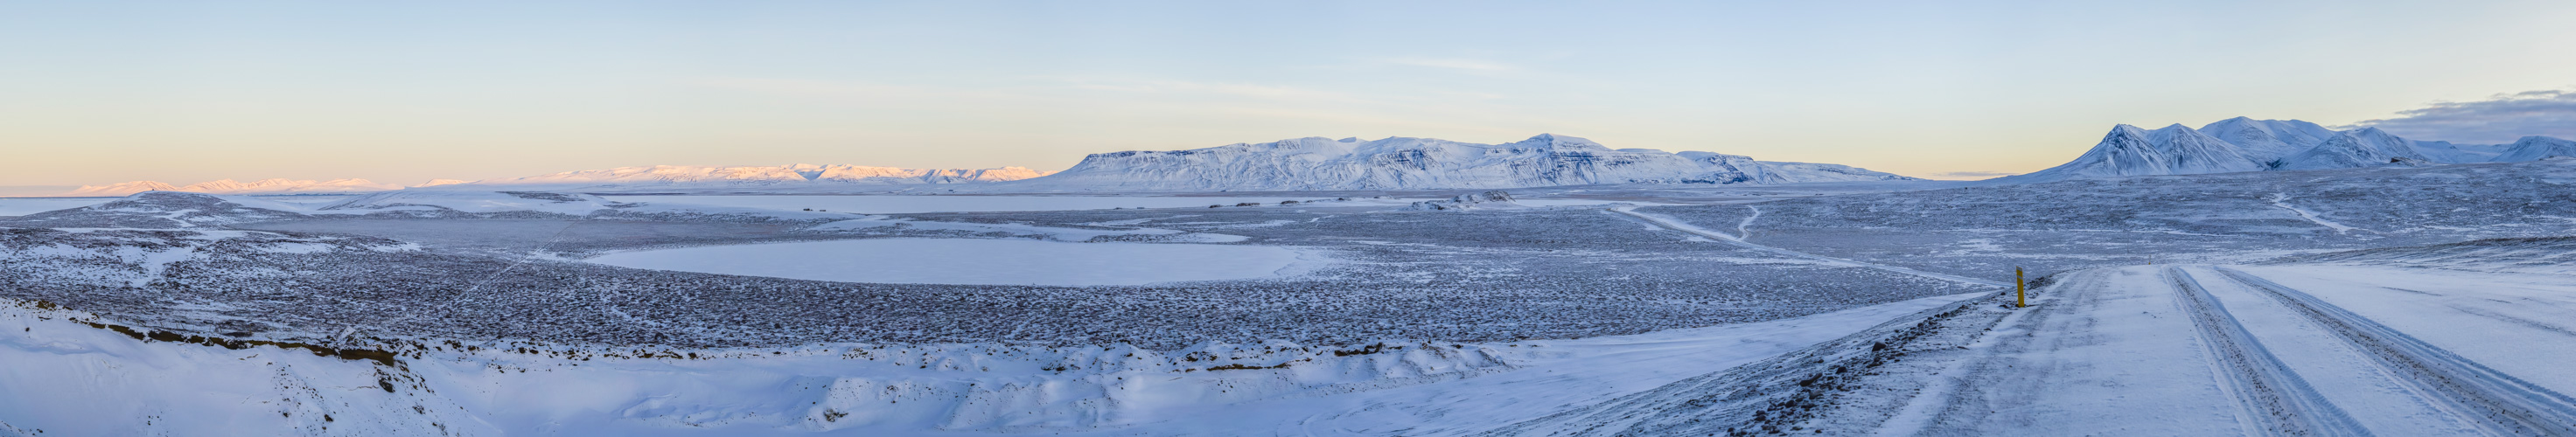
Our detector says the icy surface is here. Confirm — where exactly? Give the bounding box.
[585,239,1323,286]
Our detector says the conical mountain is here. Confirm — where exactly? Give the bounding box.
[1992,124,2264,183]
[2144,124,2266,174]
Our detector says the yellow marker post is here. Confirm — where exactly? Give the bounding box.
[2014,267,2027,308]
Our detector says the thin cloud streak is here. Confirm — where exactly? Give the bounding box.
[2343,89,2576,143]
[1379,57,1518,73]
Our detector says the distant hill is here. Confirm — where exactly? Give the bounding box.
[1994,116,2573,184]
[996,134,1916,191]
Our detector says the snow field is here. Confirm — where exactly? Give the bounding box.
[0,293,1983,435]
[583,238,1327,286]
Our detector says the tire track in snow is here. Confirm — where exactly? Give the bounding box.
[2162,267,2371,436]
[2216,267,2576,436]
[1735,205,1759,239]
[1610,207,2004,288]
[2268,193,2363,234]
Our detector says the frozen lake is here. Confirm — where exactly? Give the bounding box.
[585,238,1321,286]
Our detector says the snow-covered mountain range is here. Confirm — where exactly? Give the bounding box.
[1997,117,2576,183]
[999,134,1916,191]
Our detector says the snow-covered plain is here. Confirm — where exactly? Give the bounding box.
[586,238,1323,286]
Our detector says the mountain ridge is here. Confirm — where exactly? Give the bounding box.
[1998,117,2575,183]
[995,134,1918,191]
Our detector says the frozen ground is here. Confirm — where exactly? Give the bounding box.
[7,161,2576,434]
[0,292,1983,436]
[585,238,1327,286]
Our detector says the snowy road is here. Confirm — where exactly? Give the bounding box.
[1486,264,2576,435]
[1866,266,2576,435]
[2161,267,2368,436]
[1609,206,2007,288]
[2214,267,2576,435]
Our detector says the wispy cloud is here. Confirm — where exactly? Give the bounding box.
[1379,57,1518,73]
[2342,89,2576,143]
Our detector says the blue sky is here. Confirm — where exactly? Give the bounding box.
[4,1,2573,185]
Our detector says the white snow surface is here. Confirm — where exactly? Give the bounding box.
[996,134,1916,191]
[584,238,1318,286]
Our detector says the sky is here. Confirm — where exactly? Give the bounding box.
[4,0,2575,188]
